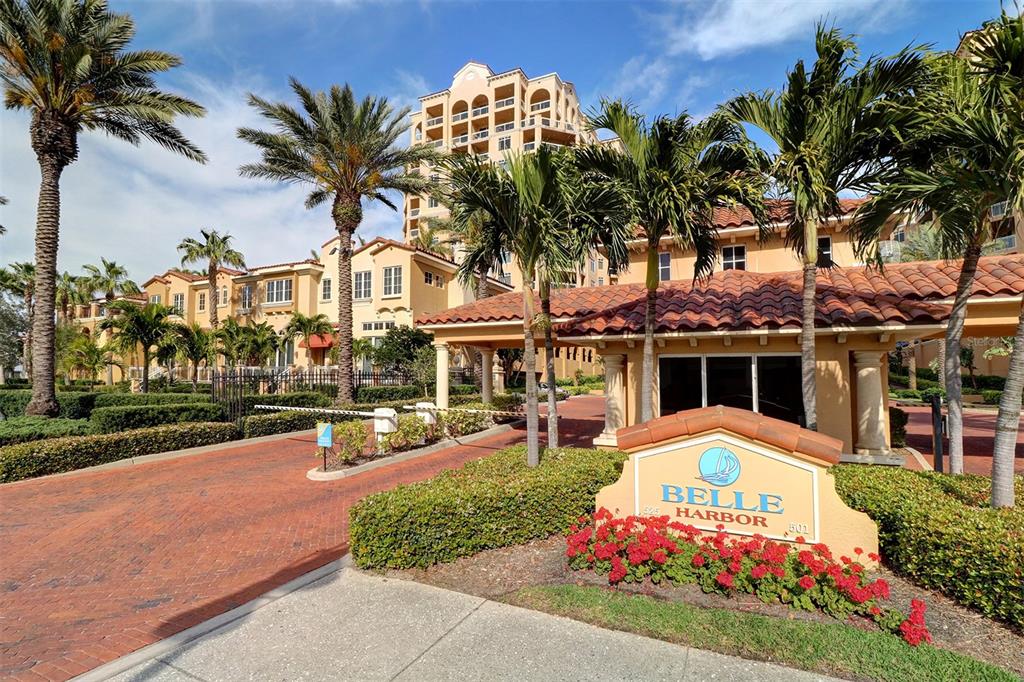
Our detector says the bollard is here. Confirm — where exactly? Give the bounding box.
[415,402,437,426]
[930,394,944,473]
[373,407,398,453]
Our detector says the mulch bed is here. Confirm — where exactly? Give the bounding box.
[388,536,1024,678]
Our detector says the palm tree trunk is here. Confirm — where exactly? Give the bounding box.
[640,245,658,423]
[473,262,490,391]
[541,287,559,449]
[908,343,918,391]
[944,241,982,475]
[141,348,150,393]
[192,361,199,392]
[208,264,219,329]
[105,293,115,386]
[991,298,1022,508]
[22,292,33,380]
[333,195,358,403]
[799,219,819,431]
[25,157,63,416]
[523,283,540,466]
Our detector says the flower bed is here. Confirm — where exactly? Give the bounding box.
[566,509,931,646]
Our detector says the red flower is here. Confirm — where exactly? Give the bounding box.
[871,579,890,600]
[716,571,734,589]
[798,575,816,590]
[870,606,881,616]
[609,555,628,584]
[751,565,768,580]
[692,553,706,567]
[795,535,806,544]
[729,560,741,574]
[854,547,863,555]
[868,552,880,562]
[770,566,786,578]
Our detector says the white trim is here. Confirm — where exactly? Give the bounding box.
[562,323,948,342]
[930,294,1023,305]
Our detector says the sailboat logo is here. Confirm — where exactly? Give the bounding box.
[697,447,741,486]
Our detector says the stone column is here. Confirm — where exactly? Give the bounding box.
[480,348,494,404]
[593,354,626,448]
[853,351,889,455]
[435,342,450,409]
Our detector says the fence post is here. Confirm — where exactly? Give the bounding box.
[930,394,944,473]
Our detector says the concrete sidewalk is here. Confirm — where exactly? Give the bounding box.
[106,567,838,682]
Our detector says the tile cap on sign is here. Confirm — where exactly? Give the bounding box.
[615,405,843,466]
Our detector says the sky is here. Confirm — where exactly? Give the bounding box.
[0,0,1005,283]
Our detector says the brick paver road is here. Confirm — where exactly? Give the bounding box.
[0,397,605,681]
[901,404,1024,474]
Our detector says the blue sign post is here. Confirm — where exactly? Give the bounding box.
[316,422,332,471]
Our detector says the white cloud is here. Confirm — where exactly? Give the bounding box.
[658,0,909,60]
[0,72,409,283]
[596,56,710,115]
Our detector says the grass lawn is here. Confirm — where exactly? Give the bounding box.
[506,585,1014,682]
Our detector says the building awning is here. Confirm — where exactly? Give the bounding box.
[299,334,335,349]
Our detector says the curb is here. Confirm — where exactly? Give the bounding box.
[72,555,352,681]
[904,445,931,471]
[307,421,521,481]
[838,451,905,466]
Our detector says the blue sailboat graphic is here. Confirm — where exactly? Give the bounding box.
[697,447,741,486]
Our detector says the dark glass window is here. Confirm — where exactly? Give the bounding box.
[658,357,702,416]
[705,356,753,410]
[756,356,805,426]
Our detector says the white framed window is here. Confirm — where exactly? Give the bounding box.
[589,258,596,273]
[172,293,185,314]
[362,321,396,332]
[428,197,439,208]
[198,293,206,312]
[436,274,444,287]
[383,266,402,297]
[658,252,671,282]
[424,271,434,286]
[321,278,332,301]
[354,271,372,300]
[240,285,253,310]
[150,294,161,304]
[265,278,293,304]
[498,136,511,151]
[892,227,905,243]
[218,285,228,307]
[722,245,746,271]
[817,236,833,265]
[597,277,604,286]
[597,258,604,270]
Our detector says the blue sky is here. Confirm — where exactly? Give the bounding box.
[0,0,1004,281]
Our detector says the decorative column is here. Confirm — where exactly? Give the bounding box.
[435,342,450,409]
[853,351,889,455]
[480,348,494,404]
[593,354,626,448]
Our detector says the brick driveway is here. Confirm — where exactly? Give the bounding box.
[901,404,1024,475]
[0,397,605,681]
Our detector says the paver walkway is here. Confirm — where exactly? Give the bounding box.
[109,566,837,682]
[0,397,606,681]
[901,404,1024,474]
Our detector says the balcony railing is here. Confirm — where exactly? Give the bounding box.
[451,111,469,123]
[471,105,489,117]
[451,134,469,146]
[530,100,550,112]
[426,115,443,127]
[409,208,420,217]
[477,152,489,161]
[429,139,444,148]
[494,121,515,133]
[523,142,536,151]
[472,130,489,140]
[495,97,515,110]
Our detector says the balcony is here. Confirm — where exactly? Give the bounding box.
[523,142,536,151]
[451,134,469,146]
[451,111,469,123]
[429,139,444,149]
[471,105,489,118]
[472,130,489,141]
[494,121,515,133]
[409,208,420,217]
[477,152,489,161]
[495,97,515,110]
[530,100,550,112]
[426,115,444,127]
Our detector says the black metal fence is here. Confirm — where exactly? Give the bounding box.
[353,370,413,387]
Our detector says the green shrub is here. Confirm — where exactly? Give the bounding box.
[0,416,94,446]
[241,391,330,416]
[982,389,1003,405]
[350,446,628,569]
[490,392,525,413]
[920,386,945,401]
[347,394,481,412]
[354,384,422,403]
[565,383,604,396]
[451,383,477,395]
[891,389,922,400]
[974,374,1006,391]
[333,419,369,463]
[0,390,96,419]
[160,383,211,394]
[834,466,1024,628]
[93,392,211,408]
[0,422,240,482]
[916,367,939,382]
[441,403,494,438]
[888,407,907,447]
[241,410,360,438]
[380,413,437,453]
[90,402,227,433]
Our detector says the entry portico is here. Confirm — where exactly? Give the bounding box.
[417,256,1024,456]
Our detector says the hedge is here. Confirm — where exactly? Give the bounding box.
[241,410,361,439]
[92,393,211,408]
[354,384,422,403]
[240,391,330,416]
[0,416,94,447]
[0,422,240,482]
[982,389,1003,405]
[888,407,907,447]
[0,390,96,419]
[90,402,227,433]
[834,466,1023,628]
[350,446,627,569]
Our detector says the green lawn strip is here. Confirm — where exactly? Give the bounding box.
[505,585,1013,682]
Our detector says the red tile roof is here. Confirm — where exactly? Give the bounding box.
[246,258,321,272]
[616,405,843,464]
[415,256,1024,336]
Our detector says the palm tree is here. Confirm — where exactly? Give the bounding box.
[59,334,120,387]
[725,26,926,431]
[172,322,212,391]
[1,0,206,415]
[177,229,246,329]
[237,321,280,368]
[55,272,90,323]
[352,337,375,371]
[411,221,454,259]
[579,103,770,424]
[215,317,244,369]
[99,300,175,393]
[237,78,437,402]
[1,262,35,378]
[284,312,334,370]
[84,258,140,385]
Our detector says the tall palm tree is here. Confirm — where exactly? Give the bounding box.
[59,334,120,387]
[725,26,926,432]
[237,321,279,368]
[237,78,437,402]
[55,271,90,323]
[352,336,375,371]
[84,258,140,385]
[579,103,770,424]
[1,0,206,415]
[284,312,334,370]
[177,228,246,329]
[172,322,212,391]
[99,300,175,393]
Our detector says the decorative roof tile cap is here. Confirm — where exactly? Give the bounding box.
[615,405,843,466]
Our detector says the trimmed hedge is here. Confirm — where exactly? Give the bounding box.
[0,416,94,447]
[241,410,360,439]
[0,422,240,482]
[241,391,330,416]
[90,402,227,433]
[0,390,96,419]
[93,393,211,408]
[982,389,1003,405]
[888,407,907,447]
[350,446,627,569]
[450,384,477,395]
[834,466,1023,628]
[354,384,422,403]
